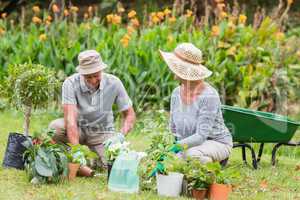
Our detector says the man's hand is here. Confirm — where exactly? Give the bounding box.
[63,104,80,145]
[120,107,136,135]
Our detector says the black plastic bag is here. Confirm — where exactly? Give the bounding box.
[2,132,29,170]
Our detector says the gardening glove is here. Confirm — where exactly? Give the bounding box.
[149,162,165,177]
[103,132,125,148]
[169,143,183,154]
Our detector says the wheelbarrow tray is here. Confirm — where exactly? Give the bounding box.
[222,105,300,143]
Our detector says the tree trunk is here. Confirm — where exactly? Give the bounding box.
[23,105,32,137]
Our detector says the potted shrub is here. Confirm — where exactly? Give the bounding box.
[186,159,214,200]
[22,129,68,184]
[65,144,92,180]
[207,163,238,200]
[1,63,60,169]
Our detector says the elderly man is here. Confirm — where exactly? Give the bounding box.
[49,50,136,170]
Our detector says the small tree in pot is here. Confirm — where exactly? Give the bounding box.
[1,63,60,169]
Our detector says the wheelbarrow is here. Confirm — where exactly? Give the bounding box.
[221,105,300,169]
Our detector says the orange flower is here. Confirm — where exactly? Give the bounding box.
[32,6,40,14]
[0,28,5,35]
[287,0,293,5]
[164,8,171,16]
[168,16,176,23]
[32,16,42,24]
[52,4,60,13]
[88,6,93,13]
[220,11,227,19]
[47,15,52,21]
[64,9,69,16]
[39,34,47,41]
[185,9,193,17]
[128,10,136,18]
[127,26,135,35]
[112,15,121,25]
[211,25,220,36]
[238,14,247,24]
[151,15,160,24]
[1,13,7,19]
[130,18,140,27]
[84,13,89,19]
[275,32,285,40]
[70,6,79,13]
[157,12,164,20]
[120,34,131,47]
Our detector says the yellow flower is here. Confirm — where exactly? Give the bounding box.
[32,16,42,24]
[238,14,247,24]
[164,8,171,16]
[211,25,220,36]
[220,11,228,19]
[228,21,236,31]
[70,6,79,13]
[123,34,131,40]
[128,10,136,18]
[296,50,300,57]
[32,6,40,14]
[84,13,89,19]
[118,7,125,13]
[52,4,60,13]
[127,26,135,35]
[227,46,236,55]
[150,12,156,18]
[229,16,237,24]
[275,32,285,40]
[47,15,52,21]
[217,3,226,11]
[185,9,193,17]
[39,34,47,41]
[0,28,5,35]
[64,9,69,16]
[88,6,93,14]
[167,35,174,43]
[287,0,293,5]
[157,12,164,20]
[106,14,114,23]
[152,16,160,24]
[84,23,91,30]
[1,13,7,19]
[112,15,121,25]
[130,18,140,27]
[168,16,176,23]
[217,41,230,48]
[45,20,51,26]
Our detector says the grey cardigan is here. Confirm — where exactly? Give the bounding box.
[170,83,233,148]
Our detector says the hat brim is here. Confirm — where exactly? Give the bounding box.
[159,50,212,81]
[76,63,107,75]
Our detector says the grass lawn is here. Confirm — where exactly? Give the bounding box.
[0,109,300,200]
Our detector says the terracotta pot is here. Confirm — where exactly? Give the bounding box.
[208,183,232,200]
[78,165,94,177]
[192,188,207,200]
[68,163,80,180]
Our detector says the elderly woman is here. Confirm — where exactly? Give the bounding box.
[160,43,233,163]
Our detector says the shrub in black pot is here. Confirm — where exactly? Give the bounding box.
[1,63,60,169]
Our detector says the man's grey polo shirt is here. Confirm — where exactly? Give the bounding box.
[62,72,132,135]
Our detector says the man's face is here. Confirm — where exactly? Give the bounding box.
[83,71,102,89]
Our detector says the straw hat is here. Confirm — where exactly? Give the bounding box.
[159,43,212,81]
[76,50,107,75]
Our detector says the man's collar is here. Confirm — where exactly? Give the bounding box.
[80,73,106,93]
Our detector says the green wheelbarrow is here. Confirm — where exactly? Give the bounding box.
[221,105,300,169]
